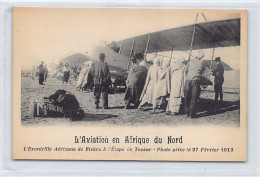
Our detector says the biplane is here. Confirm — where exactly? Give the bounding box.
[84,14,240,90]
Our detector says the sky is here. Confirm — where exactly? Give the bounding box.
[13,8,241,70]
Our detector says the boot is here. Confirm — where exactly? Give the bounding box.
[125,100,130,109]
[95,103,99,109]
[220,93,223,105]
[214,93,219,106]
[220,93,223,102]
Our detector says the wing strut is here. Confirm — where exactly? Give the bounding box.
[127,38,135,70]
[188,13,198,61]
[170,45,174,64]
[170,45,174,60]
[210,42,216,70]
[144,34,151,61]
[119,42,123,54]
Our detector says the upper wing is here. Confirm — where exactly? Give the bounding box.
[116,18,240,56]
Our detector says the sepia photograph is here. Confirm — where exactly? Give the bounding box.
[13,8,247,161]
[18,9,241,126]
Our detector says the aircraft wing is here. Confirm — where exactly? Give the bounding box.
[87,46,130,71]
[116,18,240,56]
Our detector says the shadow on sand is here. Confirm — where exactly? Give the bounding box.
[194,98,240,118]
[120,98,240,118]
[108,106,125,109]
[83,113,118,121]
[79,98,240,121]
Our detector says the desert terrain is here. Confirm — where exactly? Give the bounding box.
[21,77,240,127]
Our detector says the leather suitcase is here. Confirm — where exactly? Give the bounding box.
[31,101,64,117]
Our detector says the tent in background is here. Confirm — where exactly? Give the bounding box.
[59,53,90,67]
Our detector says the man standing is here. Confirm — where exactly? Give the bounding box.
[38,61,45,85]
[124,58,148,109]
[92,53,111,109]
[212,57,224,104]
[44,64,48,82]
[62,63,70,84]
[184,51,205,118]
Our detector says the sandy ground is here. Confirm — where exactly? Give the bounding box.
[21,77,240,127]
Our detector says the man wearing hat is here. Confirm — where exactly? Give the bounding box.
[211,57,224,104]
[92,53,111,109]
[184,50,206,118]
[38,61,45,85]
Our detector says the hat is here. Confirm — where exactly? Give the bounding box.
[153,56,161,66]
[99,53,105,60]
[178,56,185,63]
[196,50,205,59]
[134,53,144,60]
[161,58,171,68]
[215,57,221,62]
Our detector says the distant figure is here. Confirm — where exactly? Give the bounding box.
[44,64,48,82]
[139,57,160,110]
[124,59,148,109]
[73,65,79,80]
[92,53,111,109]
[166,57,186,115]
[184,51,206,118]
[62,63,70,84]
[38,61,45,85]
[36,66,39,77]
[110,41,120,53]
[152,58,171,113]
[31,66,36,80]
[212,57,224,104]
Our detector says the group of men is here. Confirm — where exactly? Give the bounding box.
[32,52,224,118]
[90,51,224,118]
[34,51,223,117]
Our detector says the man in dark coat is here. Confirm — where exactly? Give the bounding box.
[124,59,148,109]
[92,53,111,109]
[62,63,70,84]
[184,51,206,118]
[212,57,224,104]
[38,61,45,85]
